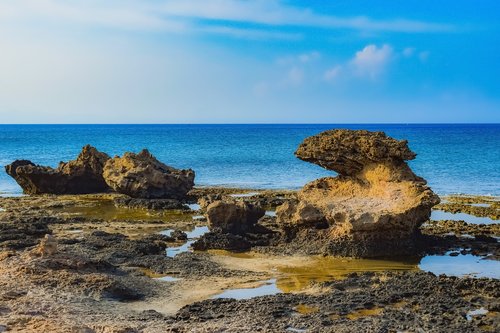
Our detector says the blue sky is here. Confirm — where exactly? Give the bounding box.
[0,0,498,123]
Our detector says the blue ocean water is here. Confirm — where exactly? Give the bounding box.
[0,124,498,196]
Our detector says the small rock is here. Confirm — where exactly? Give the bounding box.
[35,234,58,257]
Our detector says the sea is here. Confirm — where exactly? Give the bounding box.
[0,124,498,196]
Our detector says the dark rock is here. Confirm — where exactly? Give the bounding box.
[206,201,265,234]
[5,145,110,195]
[113,197,188,210]
[170,230,188,241]
[0,217,52,249]
[192,232,251,251]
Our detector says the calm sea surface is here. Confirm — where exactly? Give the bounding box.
[0,124,498,196]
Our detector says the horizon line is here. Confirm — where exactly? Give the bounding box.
[1,122,499,126]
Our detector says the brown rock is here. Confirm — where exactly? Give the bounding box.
[295,129,416,177]
[206,201,265,234]
[5,145,110,195]
[103,149,194,199]
[277,129,440,257]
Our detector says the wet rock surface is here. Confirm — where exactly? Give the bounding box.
[103,149,195,199]
[0,217,53,250]
[113,197,188,210]
[5,145,110,195]
[277,129,440,257]
[175,271,500,333]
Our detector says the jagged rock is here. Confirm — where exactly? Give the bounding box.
[102,149,195,199]
[276,129,440,257]
[5,145,110,195]
[206,201,265,234]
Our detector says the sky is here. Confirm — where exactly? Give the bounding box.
[0,0,499,123]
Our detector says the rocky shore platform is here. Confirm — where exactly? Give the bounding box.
[0,188,498,332]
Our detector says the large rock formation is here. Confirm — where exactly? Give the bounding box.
[102,149,195,199]
[276,129,440,257]
[5,145,110,195]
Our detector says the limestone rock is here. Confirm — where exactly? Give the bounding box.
[295,129,416,177]
[103,149,194,199]
[277,129,440,257]
[5,145,110,195]
[206,201,265,234]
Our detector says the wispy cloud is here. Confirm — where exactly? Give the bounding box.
[324,65,342,81]
[286,67,304,86]
[403,47,416,57]
[200,26,302,41]
[160,0,454,33]
[0,0,455,41]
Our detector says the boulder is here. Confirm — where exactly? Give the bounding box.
[276,129,440,257]
[102,149,194,199]
[205,201,265,234]
[5,145,110,195]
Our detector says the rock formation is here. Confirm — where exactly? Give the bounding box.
[276,129,440,257]
[5,145,110,195]
[205,201,265,234]
[102,149,195,199]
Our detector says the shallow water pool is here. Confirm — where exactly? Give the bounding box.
[53,198,194,223]
[210,251,500,300]
[419,254,500,278]
[213,279,280,299]
[431,210,497,225]
[161,226,210,257]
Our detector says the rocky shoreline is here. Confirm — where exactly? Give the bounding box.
[0,129,498,332]
[0,189,498,332]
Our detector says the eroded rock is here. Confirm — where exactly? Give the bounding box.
[276,129,440,257]
[103,149,195,199]
[5,145,110,195]
[206,201,265,234]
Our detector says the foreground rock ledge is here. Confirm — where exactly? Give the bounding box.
[276,129,440,257]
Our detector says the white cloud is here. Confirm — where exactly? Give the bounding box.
[350,44,393,79]
[298,51,321,63]
[324,65,342,81]
[277,51,321,66]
